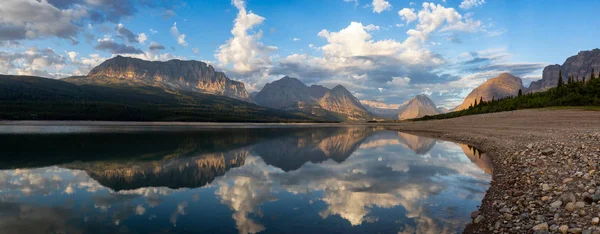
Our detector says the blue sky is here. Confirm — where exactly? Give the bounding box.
[1,0,600,108]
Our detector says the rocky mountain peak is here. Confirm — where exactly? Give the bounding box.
[86,56,249,100]
[255,76,372,121]
[527,48,600,93]
[397,94,441,120]
[455,73,523,111]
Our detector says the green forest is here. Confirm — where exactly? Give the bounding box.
[418,70,600,120]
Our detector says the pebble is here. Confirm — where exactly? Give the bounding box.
[470,211,480,220]
[552,200,564,208]
[533,222,549,231]
[566,202,576,211]
[592,217,599,225]
[543,183,551,191]
[568,228,583,234]
[541,148,555,155]
[560,225,570,234]
[474,215,484,224]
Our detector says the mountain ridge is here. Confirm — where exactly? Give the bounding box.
[79,56,250,100]
[254,76,373,121]
[527,49,600,93]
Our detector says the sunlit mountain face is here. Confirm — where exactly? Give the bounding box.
[0,126,491,234]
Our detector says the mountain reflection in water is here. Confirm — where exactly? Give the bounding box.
[0,125,492,234]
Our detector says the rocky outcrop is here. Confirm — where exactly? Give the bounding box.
[85,56,249,100]
[455,73,523,111]
[397,94,442,120]
[254,76,372,121]
[527,49,600,93]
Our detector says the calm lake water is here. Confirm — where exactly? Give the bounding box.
[0,124,492,234]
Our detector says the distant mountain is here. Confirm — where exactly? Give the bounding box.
[397,94,442,120]
[455,73,523,111]
[527,49,600,93]
[360,100,403,119]
[254,76,373,121]
[70,56,249,100]
[0,74,316,122]
[438,107,450,113]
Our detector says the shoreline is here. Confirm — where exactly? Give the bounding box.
[384,108,600,234]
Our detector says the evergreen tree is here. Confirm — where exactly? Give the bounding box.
[479,96,483,105]
[474,98,478,106]
[557,70,564,87]
[592,68,596,80]
[518,89,522,97]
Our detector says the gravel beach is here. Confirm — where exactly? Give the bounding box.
[384,108,600,234]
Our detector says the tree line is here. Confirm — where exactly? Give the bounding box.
[418,68,600,120]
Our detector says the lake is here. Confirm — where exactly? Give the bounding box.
[0,123,492,234]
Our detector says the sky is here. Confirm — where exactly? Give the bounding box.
[1,0,600,108]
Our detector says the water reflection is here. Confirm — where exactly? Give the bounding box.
[0,125,491,234]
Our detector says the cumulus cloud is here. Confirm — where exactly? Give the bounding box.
[170,22,188,47]
[137,33,147,44]
[215,0,277,74]
[372,0,391,13]
[459,0,485,9]
[0,0,176,44]
[0,46,67,77]
[398,8,417,23]
[94,37,144,54]
[0,0,85,41]
[265,2,497,107]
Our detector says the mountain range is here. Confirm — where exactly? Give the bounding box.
[254,76,373,121]
[1,49,599,122]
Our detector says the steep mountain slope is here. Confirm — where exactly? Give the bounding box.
[360,100,403,119]
[397,94,441,120]
[71,56,249,100]
[254,76,372,121]
[455,73,524,111]
[527,49,600,93]
[0,75,317,122]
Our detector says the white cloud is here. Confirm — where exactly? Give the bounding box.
[137,33,147,44]
[459,0,485,9]
[170,22,188,47]
[292,37,300,41]
[372,0,391,13]
[398,8,417,23]
[215,0,277,74]
[192,47,199,54]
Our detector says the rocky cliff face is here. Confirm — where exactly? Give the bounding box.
[397,94,441,120]
[254,76,372,121]
[527,49,600,93]
[86,56,249,100]
[455,73,523,111]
